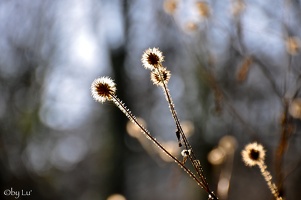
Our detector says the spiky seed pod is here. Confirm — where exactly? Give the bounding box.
[241,142,265,167]
[151,67,171,86]
[242,142,282,200]
[141,48,164,70]
[91,77,116,103]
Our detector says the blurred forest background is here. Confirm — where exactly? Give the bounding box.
[1,0,301,199]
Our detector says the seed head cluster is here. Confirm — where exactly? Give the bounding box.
[141,47,172,86]
[91,48,219,200]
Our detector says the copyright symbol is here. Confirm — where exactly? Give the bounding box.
[4,189,10,196]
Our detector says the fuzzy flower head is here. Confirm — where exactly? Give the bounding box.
[141,47,164,70]
[151,67,171,86]
[241,142,266,167]
[91,77,116,103]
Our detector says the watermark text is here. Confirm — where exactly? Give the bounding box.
[3,188,32,199]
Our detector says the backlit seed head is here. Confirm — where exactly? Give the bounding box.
[289,98,301,119]
[151,67,171,86]
[196,2,210,18]
[163,0,178,15]
[91,77,116,103]
[141,48,164,70]
[241,142,265,167]
[285,36,300,55]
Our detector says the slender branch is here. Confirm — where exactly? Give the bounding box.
[275,99,294,197]
[155,67,217,198]
[110,95,214,192]
[258,162,283,200]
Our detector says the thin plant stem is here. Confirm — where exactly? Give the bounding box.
[258,162,283,200]
[110,95,216,193]
[155,66,216,198]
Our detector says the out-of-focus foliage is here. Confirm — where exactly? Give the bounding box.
[0,0,301,200]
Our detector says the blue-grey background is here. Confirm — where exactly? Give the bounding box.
[0,0,301,199]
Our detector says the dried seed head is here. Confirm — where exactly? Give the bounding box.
[91,77,116,103]
[241,142,265,166]
[164,0,178,15]
[196,2,210,18]
[289,98,301,119]
[151,67,171,86]
[285,36,300,55]
[141,48,164,70]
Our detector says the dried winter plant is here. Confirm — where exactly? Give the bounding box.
[142,48,217,198]
[91,48,218,199]
[241,142,283,200]
[162,0,299,199]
